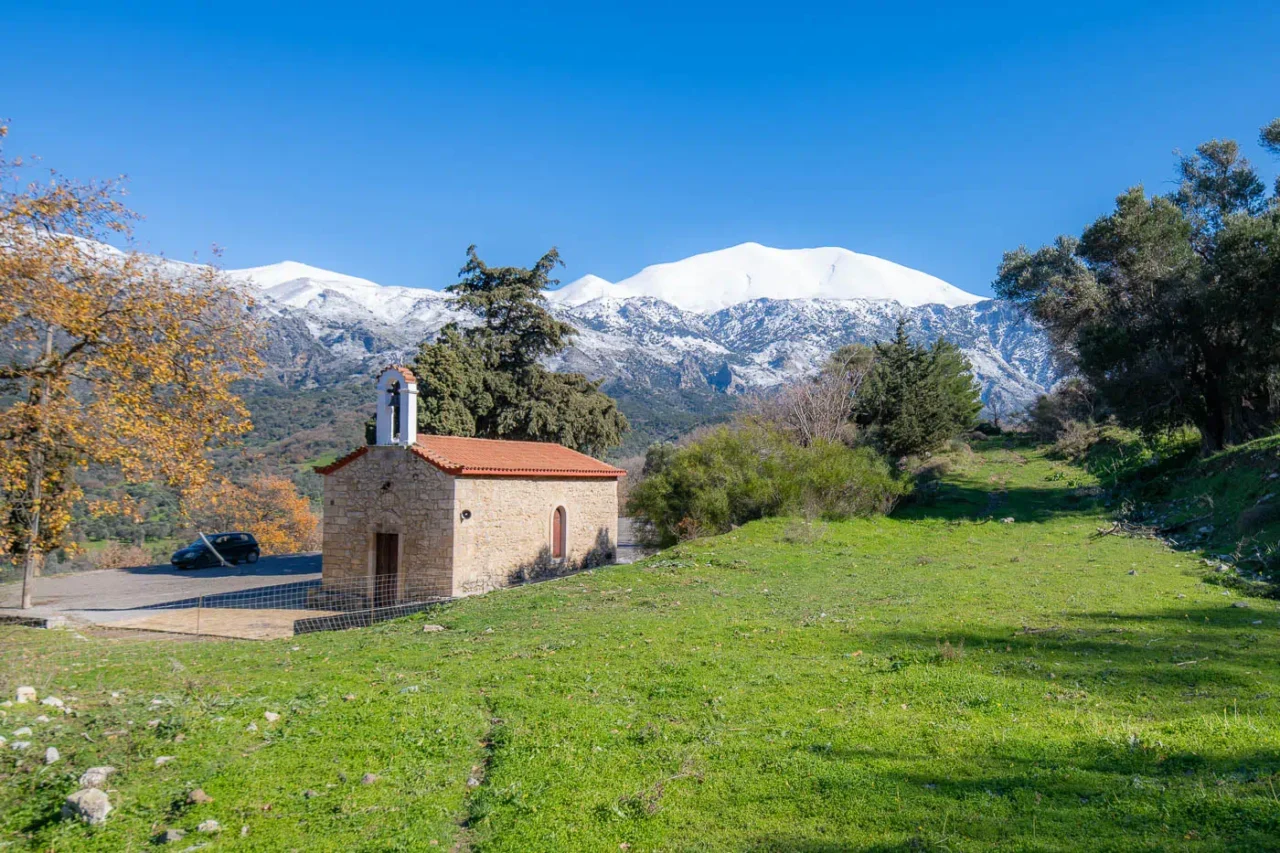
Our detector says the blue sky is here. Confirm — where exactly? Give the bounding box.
[4,1,1278,297]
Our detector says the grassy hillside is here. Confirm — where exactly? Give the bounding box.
[1074,427,1280,590]
[3,438,1278,850]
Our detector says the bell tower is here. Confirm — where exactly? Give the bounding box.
[374,366,418,447]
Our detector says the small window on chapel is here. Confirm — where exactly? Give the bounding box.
[552,506,567,560]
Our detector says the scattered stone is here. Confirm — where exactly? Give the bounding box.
[1000,517,1015,524]
[1252,620,1263,626]
[35,715,50,723]
[466,776,481,788]
[147,719,161,728]
[0,700,11,708]
[241,825,250,837]
[155,755,176,767]
[187,788,214,805]
[360,773,378,785]
[62,788,112,825]
[174,733,186,743]
[11,741,31,751]
[422,624,445,633]
[246,722,258,732]
[1269,472,1279,480]
[0,737,6,748]
[13,726,32,737]
[1198,525,1214,534]
[16,687,36,704]
[399,686,419,694]
[79,766,116,789]
[264,711,280,722]
[303,789,319,799]
[40,696,64,709]
[160,828,186,843]
[45,747,60,764]
[197,818,221,833]
[1232,601,1250,608]
[343,694,356,702]
[1127,570,1138,576]
[1177,593,1186,599]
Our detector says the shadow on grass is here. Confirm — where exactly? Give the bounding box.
[867,603,1275,697]
[748,738,1280,851]
[892,480,1105,523]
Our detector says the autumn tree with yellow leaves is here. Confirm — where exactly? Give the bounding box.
[181,476,321,556]
[0,126,264,607]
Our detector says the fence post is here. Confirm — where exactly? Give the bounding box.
[197,594,203,638]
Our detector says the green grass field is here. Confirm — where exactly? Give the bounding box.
[2,437,1278,851]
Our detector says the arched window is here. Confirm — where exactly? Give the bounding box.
[552,506,567,560]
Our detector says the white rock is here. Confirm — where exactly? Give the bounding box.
[45,747,60,764]
[197,819,221,833]
[1000,517,1015,524]
[422,624,445,632]
[264,711,280,722]
[63,788,112,825]
[246,722,258,732]
[35,714,50,723]
[154,755,176,767]
[11,741,30,751]
[15,687,36,704]
[79,766,117,789]
[0,736,6,747]
[40,696,64,708]
[13,726,32,737]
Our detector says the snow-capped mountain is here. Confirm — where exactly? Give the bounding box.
[228,244,1056,422]
[547,243,983,312]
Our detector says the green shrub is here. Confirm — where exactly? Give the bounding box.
[627,424,908,546]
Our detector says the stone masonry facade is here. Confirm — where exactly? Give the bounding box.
[321,446,456,601]
[452,476,618,595]
[321,445,618,600]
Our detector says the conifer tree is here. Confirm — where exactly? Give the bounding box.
[854,320,982,458]
[412,247,628,456]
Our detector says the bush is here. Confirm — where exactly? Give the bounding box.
[627,424,909,546]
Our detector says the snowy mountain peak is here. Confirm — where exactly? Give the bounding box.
[549,242,982,313]
[227,260,386,292]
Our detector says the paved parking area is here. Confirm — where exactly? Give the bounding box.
[0,554,322,637]
[1,518,645,639]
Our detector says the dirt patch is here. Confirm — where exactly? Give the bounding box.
[109,607,342,640]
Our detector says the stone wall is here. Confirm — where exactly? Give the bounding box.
[451,477,618,596]
[321,446,456,601]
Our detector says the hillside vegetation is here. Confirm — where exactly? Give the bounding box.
[1050,426,1280,592]
[2,437,1278,851]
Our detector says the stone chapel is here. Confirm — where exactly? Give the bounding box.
[316,366,624,602]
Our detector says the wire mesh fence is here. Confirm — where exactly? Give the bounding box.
[1,571,449,641]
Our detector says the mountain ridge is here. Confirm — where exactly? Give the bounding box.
[189,242,1052,451]
[548,242,984,312]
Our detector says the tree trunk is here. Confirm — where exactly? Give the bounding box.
[20,327,54,610]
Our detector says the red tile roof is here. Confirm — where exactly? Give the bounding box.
[379,364,416,384]
[315,436,625,479]
[412,435,625,478]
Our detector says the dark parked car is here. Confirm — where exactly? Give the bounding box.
[170,532,260,569]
